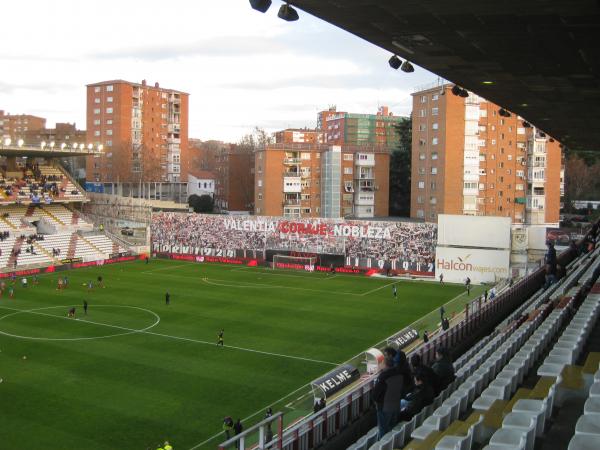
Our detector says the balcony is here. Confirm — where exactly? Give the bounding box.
[283,171,300,177]
[355,153,375,166]
[355,172,374,180]
[283,158,301,165]
[283,198,301,206]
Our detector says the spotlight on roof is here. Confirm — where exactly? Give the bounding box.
[278,2,299,21]
[249,0,272,13]
[498,108,511,117]
[388,55,402,70]
[61,143,67,150]
[50,141,55,148]
[17,139,24,147]
[40,141,46,149]
[400,60,415,73]
[458,89,469,98]
[98,144,104,151]
[522,121,532,128]
[549,138,555,142]
[79,143,85,150]
[87,143,93,150]
[451,85,461,96]
[539,132,546,138]
[3,138,12,146]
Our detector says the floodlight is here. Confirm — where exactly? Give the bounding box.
[17,139,24,147]
[400,60,414,73]
[278,2,299,21]
[41,141,46,149]
[458,89,469,98]
[61,143,67,150]
[87,143,93,150]
[50,141,55,148]
[79,143,85,150]
[249,0,271,13]
[3,138,11,146]
[388,55,402,70]
[451,85,461,96]
[98,144,104,151]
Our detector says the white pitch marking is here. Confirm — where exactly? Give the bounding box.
[360,280,399,296]
[0,305,338,365]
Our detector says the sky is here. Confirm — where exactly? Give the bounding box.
[0,0,440,142]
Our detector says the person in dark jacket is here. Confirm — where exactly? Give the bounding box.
[410,353,441,396]
[398,371,435,422]
[372,357,404,439]
[432,348,455,390]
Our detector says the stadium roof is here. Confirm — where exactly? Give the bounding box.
[0,144,102,158]
[287,0,600,151]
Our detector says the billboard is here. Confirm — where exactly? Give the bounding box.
[437,215,511,249]
[151,213,437,275]
[435,247,510,284]
[545,227,585,249]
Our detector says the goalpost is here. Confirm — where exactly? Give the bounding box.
[272,254,317,270]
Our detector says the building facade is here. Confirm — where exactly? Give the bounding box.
[274,128,324,144]
[0,110,46,141]
[188,170,216,198]
[86,79,189,183]
[254,143,389,219]
[317,105,405,147]
[410,83,562,225]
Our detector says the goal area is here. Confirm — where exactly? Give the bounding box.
[272,254,317,270]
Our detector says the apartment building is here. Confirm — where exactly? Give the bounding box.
[255,143,389,219]
[189,140,255,212]
[317,105,405,148]
[274,128,324,144]
[410,83,562,225]
[86,79,189,183]
[0,110,46,140]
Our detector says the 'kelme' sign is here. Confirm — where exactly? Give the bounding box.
[312,364,360,399]
[387,328,419,349]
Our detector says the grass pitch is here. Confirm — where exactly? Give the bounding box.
[0,259,483,450]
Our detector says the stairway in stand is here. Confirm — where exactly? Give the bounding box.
[7,237,24,268]
[67,234,78,259]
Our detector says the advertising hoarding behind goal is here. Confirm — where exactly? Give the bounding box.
[435,247,510,284]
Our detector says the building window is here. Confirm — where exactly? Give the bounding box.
[418,167,425,175]
[431,152,438,160]
[107,96,113,103]
[431,167,438,175]
[257,179,262,187]
[430,181,436,190]
[479,183,485,190]
[302,208,311,214]
[93,119,100,125]
[416,209,425,218]
[430,196,437,204]
[418,181,425,189]
[343,154,353,161]
[94,130,100,136]
[431,107,439,116]
[418,124,426,131]
[94,86,101,93]
[432,123,439,130]
[343,167,353,175]
[419,139,426,146]
[417,195,424,204]
[94,98,100,104]
[419,153,426,160]
[301,152,311,160]
[106,85,113,92]
[420,95,426,103]
[106,140,112,146]
[432,94,439,101]
[419,109,426,117]
[93,108,100,114]
[106,107,113,114]
[258,193,263,200]
[432,137,438,145]
[106,119,113,125]
[106,130,113,136]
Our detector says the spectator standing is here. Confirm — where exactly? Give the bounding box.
[410,354,441,396]
[372,357,404,439]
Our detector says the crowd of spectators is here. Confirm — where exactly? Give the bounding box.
[1,163,72,204]
[151,213,437,266]
[372,347,456,439]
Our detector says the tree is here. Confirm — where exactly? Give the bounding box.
[389,117,412,217]
[188,194,214,213]
[564,152,600,211]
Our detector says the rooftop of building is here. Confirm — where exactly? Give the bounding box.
[86,79,189,95]
[188,170,216,180]
[264,142,391,153]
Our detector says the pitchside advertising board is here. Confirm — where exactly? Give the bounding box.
[435,247,510,284]
[311,364,360,399]
[151,213,437,275]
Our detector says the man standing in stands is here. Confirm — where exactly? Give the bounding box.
[372,357,404,439]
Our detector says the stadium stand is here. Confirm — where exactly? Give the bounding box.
[342,243,600,450]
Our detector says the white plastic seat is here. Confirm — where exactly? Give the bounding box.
[537,362,565,378]
[391,422,406,448]
[590,382,600,398]
[411,406,451,440]
[512,399,546,437]
[489,428,527,450]
[502,412,537,450]
[584,397,600,415]
[575,415,600,436]
[435,425,474,450]
[568,434,600,450]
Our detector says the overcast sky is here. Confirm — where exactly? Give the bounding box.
[0,0,440,142]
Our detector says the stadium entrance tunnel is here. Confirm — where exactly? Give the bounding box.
[0,305,160,341]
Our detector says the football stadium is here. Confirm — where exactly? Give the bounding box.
[2,1,600,450]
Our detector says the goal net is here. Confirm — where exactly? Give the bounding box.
[272,255,317,271]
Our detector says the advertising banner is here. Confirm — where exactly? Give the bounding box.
[311,364,360,399]
[387,328,419,350]
[545,227,585,249]
[152,213,437,275]
[435,247,510,284]
[437,215,511,250]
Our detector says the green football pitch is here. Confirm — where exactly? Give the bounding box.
[0,259,484,450]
